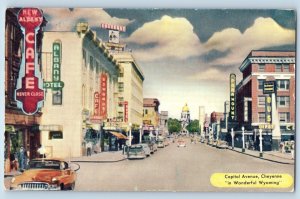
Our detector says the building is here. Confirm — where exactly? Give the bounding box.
[143,98,160,133]
[236,50,295,150]
[159,111,169,136]
[4,8,47,173]
[181,103,190,134]
[40,23,120,158]
[110,52,144,131]
[198,106,205,136]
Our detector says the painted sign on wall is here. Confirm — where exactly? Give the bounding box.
[229,73,236,121]
[124,101,128,122]
[100,73,107,118]
[15,8,44,115]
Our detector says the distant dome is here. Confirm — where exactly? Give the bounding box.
[182,103,189,112]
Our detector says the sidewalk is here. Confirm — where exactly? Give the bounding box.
[229,147,294,165]
[70,150,127,162]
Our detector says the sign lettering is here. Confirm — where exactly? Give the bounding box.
[15,8,44,115]
[229,74,236,121]
[100,73,107,118]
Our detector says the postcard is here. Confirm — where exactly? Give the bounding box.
[4,8,295,191]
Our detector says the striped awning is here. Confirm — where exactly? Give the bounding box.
[109,132,127,139]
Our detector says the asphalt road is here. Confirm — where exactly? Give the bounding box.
[74,138,294,192]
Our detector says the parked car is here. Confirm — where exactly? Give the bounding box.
[156,140,165,148]
[138,144,151,157]
[216,140,229,149]
[10,159,77,191]
[177,139,187,147]
[128,145,146,159]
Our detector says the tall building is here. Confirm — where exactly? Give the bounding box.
[236,50,295,150]
[181,103,190,134]
[5,8,47,173]
[40,23,119,158]
[111,52,144,130]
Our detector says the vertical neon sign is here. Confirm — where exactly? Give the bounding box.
[15,8,44,115]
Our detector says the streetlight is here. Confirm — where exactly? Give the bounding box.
[231,128,234,149]
[129,123,132,146]
[259,128,263,157]
[242,126,245,152]
[139,125,142,144]
[156,127,158,141]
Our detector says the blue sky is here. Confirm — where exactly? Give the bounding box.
[43,8,296,119]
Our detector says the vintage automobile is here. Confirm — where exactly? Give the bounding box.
[127,145,146,159]
[10,159,77,191]
[177,139,187,147]
[216,140,229,149]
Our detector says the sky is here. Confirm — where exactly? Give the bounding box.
[43,8,296,119]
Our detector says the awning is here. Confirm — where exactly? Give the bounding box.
[109,132,127,139]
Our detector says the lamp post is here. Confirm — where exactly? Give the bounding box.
[156,127,158,141]
[139,125,142,144]
[231,128,234,149]
[129,123,132,146]
[242,126,245,152]
[259,128,263,157]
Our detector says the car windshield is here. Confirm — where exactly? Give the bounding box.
[29,160,61,170]
[129,146,143,152]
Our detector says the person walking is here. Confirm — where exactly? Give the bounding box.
[86,141,92,156]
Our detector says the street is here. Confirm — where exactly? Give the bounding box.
[74,139,294,192]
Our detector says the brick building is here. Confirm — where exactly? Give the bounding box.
[236,50,295,147]
[5,8,47,172]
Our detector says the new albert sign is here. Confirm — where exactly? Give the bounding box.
[15,8,45,115]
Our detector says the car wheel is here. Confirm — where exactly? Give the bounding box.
[69,182,75,190]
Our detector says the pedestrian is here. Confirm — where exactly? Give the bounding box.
[18,147,26,171]
[86,141,92,156]
[291,141,295,160]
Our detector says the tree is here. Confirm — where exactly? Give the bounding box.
[168,118,181,134]
[187,119,200,134]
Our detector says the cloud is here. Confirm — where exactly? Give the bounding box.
[204,17,295,66]
[125,15,203,61]
[187,68,229,82]
[43,8,133,31]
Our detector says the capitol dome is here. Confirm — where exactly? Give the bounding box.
[182,103,189,112]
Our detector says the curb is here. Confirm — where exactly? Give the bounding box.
[70,157,128,163]
[228,148,294,165]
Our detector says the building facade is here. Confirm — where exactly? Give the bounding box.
[143,98,160,132]
[111,52,144,131]
[40,23,119,158]
[159,111,169,136]
[5,8,47,173]
[236,50,295,149]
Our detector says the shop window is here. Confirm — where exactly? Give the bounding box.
[53,90,62,105]
[49,131,63,140]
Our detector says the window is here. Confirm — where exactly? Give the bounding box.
[282,64,290,72]
[118,82,124,92]
[277,96,290,107]
[118,112,123,118]
[258,112,266,123]
[275,64,281,72]
[258,64,265,72]
[279,112,290,123]
[258,80,264,90]
[119,72,124,77]
[145,109,148,115]
[90,56,94,70]
[82,49,86,67]
[258,96,266,107]
[96,61,100,73]
[49,131,63,139]
[277,80,289,90]
[53,90,62,105]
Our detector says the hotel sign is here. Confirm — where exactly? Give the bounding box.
[229,74,236,121]
[124,101,128,122]
[100,74,107,119]
[94,92,100,116]
[15,8,44,115]
[263,81,276,94]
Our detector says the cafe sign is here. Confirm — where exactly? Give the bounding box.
[15,8,44,115]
